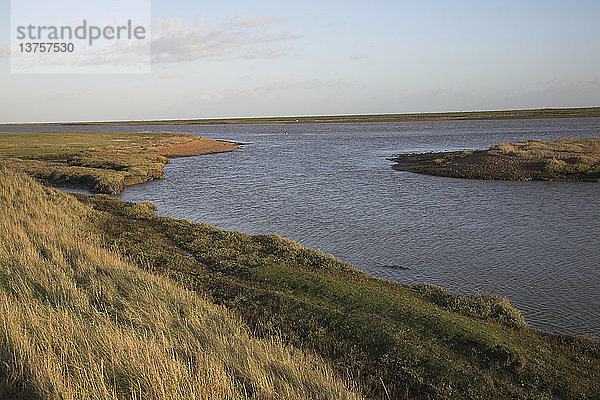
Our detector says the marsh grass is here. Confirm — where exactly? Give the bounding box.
[0,169,362,400]
[393,137,600,182]
[412,283,527,330]
[75,192,600,400]
[490,138,600,178]
[0,132,238,194]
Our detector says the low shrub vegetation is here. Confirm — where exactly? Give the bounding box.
[391,137,600,182]
[73,190,600,400]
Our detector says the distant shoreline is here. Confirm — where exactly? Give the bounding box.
[2,106,600,126]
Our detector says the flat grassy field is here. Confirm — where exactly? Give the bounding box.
[5,107,600,126]
[71,191,600,400]
[391,137,600,182]
[0,131,238,193]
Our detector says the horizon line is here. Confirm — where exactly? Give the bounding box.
[1,105,599,125]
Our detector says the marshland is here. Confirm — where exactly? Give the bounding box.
[1,111,600,399]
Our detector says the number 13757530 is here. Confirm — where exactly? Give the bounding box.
[19,43,74,52]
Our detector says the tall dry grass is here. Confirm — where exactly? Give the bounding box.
[489,138,600,179]
[0,169,361,400]
[490,138,600,159]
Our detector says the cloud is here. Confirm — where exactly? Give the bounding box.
[3,16,300,68]
[151,26,300,64]
[150,16,298,63]
[229,15,285,28]
[152,17,187,34]
[148,16,295,64]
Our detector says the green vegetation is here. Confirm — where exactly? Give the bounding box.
[2,130,600,399]
[3,107,599,126]
[391,137,600,182]
[0,131,238,194]
[0,169,362,400]
[70,191,600,399]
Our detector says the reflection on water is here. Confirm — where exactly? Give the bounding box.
[4,118,599,336]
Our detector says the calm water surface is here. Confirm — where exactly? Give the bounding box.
[5,118,599,336]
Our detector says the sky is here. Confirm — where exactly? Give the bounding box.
[1,0,599,122]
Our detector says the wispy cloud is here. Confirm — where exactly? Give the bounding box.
[229,15,285,28]
[152,17,188,34]
[2,16,300,68]
[151,22,300,64]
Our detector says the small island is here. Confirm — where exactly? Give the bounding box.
[391,137,600,182]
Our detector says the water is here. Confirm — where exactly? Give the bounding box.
[3,118,599,336]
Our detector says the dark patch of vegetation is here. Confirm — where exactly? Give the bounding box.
[391,138,600,182]
[0,360,41,400]
[73,193,600,400]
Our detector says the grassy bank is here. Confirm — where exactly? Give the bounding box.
[70,191,600,399]
[4,107,600,126]
[2,132,600,399]
[0,169,362,400]
[0,131,238,194]
[391,137,600,182]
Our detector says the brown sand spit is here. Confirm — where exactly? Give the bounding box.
[156,135,238,157]
[391,137,600,182]
[0,131,239,194]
